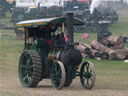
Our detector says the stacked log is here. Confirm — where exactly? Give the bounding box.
[74,44,91,57]
[90,40,117,60]
[100,35,124,49]
[91,49,101,58]
[112,44,124,49]
[115,49,128,60]
[75,35,128,60]
[75,42,109,59]
[107,36,123,45]
[100,52,109,59]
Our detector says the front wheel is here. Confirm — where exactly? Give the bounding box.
[50,61,65,90]
[80,61,96,89]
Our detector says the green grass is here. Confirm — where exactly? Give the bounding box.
[0,36,24,76]
[0,29,14,34]
[0,12,13,26]
[109,10,128,36]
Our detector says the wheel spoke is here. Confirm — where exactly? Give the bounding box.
[86,64,89,72]
[55,70,58,75]
[86,78,89,87]
[54,78,57,84]
[27,76,32,82]
[27,56,32,66]
[90,69,92,73]
[24,54,29,60]
[30,65,33,68]
[53,70,56,77]
[21,64,26,68]
[30,65,33,71]
[55,64,60,76]
[28,71,33,76]
[57,68,60,76]
[89,77,92,81]
[58,69,61,77]
[54,65,61,86]
[23,74,28,81]
[83,76,86,82]
[22,70,27,77]
[58,78,61,84]
[83,69,86,73]
[54,64,58,75]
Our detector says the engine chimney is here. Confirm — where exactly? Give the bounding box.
[67,13,74,46]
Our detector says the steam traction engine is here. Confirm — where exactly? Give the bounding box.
[17,13,96,90]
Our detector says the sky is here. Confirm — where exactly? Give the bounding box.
[16,0,128,7]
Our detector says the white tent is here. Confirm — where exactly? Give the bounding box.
[16,0,65,7]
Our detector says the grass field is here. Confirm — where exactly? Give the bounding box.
[0,9,128,96]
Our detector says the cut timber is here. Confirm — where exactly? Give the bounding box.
[109,51,117,60]
[80,43,91,54]
[100,52,109,59]
[91,40,117,60]
[100,36,124,49]
[75,44,86,53]
[115,49,128,60]
[75,44,91,54]
[106,35,124,45]
[90,49,102,58]
[82,53,90,58]
[112,44,124,49]
[80,43,91,48]
[100,39,109,46]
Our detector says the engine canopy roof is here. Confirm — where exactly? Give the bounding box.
[16,16,84,28]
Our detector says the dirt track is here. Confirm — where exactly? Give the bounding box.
[0,72,128,96]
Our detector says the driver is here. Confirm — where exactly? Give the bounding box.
[39,25,58,45]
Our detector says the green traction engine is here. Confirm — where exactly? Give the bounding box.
[17,13,96,90]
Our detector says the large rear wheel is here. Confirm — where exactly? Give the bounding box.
[50,61,65,90]
[19,50,42,87]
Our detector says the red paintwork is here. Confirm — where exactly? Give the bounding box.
[46,40,52,45]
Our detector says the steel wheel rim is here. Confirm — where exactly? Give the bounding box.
[80,61,96,89]
[19,52,33,86]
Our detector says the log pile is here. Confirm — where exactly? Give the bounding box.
[75,36,128,60]
[100,35,124,49]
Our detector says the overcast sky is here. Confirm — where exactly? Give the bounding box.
[16,0,128,7]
